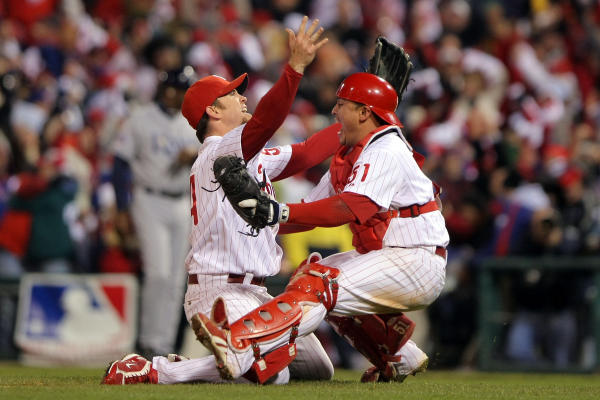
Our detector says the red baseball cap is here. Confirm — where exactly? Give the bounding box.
[181,73,249,129]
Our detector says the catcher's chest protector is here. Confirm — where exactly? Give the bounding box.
[330,130,377,194]
[330,128,392,253]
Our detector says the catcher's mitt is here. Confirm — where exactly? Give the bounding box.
[367,36,413,101]
[213,155,274,235]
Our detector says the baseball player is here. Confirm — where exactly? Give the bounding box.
[103,16,337,385]
[192,72,449,383]
[111,66,199,357]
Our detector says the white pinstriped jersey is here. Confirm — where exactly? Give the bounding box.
[186,125,293,276]
[304,125,449,248]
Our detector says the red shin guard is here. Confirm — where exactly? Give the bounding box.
[326,313,415,372]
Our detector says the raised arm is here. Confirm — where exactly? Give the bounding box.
[241,16,328,161]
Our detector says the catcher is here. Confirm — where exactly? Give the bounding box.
[194,38,449,383]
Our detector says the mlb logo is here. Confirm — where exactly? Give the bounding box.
[14,273,138,366]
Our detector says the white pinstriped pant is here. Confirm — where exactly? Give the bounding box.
[152,276,334,384]
[330,246,446,315]
[212,246,446,379]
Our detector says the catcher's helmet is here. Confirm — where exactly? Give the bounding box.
[336,72,400,126]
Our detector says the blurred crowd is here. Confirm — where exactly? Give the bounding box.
[0,0,599,369]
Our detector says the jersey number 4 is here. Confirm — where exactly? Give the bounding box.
[190,175,198,225]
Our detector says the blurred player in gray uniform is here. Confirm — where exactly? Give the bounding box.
[103,16,337,385]
[112,66,199,357]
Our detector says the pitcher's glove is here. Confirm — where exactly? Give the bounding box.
[367,36,413,101]
[213,156,289,234]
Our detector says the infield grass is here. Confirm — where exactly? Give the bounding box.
[1,363,600,400]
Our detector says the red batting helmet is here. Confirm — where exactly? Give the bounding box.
[336,72,400,126]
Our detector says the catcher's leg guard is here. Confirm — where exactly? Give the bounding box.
[224,263,339,383]
[242,341,298,384]
[228,263,340,351]
[194,298,293,384]
[326,313,415,381]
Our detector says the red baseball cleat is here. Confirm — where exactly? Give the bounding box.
[102,353,158,385]
[191,311,234,380]
[210,297,230,329]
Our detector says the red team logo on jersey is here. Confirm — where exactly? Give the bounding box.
[261,148,280,156]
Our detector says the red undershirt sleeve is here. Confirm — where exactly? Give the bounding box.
[339,192,382,224]
[241,64,303,161]
[272,123,341,181]
[286,192,380,227]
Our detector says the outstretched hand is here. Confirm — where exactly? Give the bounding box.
[287,16,328,74]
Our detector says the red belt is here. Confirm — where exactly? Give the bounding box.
[388,200,439,218]
[188,273,266,286]
[435,246,447,259]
